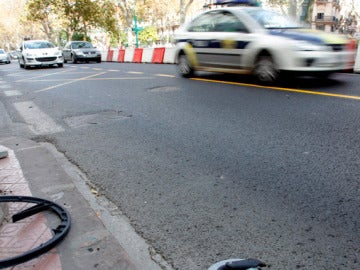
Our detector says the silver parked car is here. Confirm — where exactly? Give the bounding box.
[62,41,101,63]
[0,49,11,64]
[18,40,64,69]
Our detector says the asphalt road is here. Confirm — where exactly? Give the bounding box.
[1,61,359,270]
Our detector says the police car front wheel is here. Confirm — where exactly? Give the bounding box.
[253,55,279,84]
[178,54,194,78]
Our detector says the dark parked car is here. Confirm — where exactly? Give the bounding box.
[62,41,101,63]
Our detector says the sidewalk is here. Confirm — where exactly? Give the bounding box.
[0,137,167,270]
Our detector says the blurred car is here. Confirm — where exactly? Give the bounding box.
[18,40,63,69]
[0,49,11,64]
[9,51,18,60]
[62,41,101,63]
[174,5,354,83]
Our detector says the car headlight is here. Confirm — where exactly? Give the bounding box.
[293,41,331,52]
[54,51,62,56]
[75,51,84,56]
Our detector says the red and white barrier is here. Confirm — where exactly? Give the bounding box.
[102,47,177,64]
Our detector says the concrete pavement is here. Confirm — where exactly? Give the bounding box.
[0,137,171,270]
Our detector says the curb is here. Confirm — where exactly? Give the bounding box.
[0,138,138,269]
[0,146,9,227]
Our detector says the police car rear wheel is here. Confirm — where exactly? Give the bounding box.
[254,55,279,83]
[178,54,193,78]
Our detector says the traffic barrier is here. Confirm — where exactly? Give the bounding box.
[163,47,177,64]
[101,50,108,62]
[112,50,119,62]
[345,39,356,72]
[124,48,135,62]
[152,47,165,63]
[354,43,360,73]
[133,48,143,63]
[106,49,114,62]
[117,49,125,62]
[103,47,177,64]
[142,48,154,63]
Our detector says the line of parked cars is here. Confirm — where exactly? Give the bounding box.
[5,40,102,69]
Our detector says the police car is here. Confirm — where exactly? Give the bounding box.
[174,3,353,83]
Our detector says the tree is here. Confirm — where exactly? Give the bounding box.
[138,26,158,46]
[25,0,59,42]
[25,0,118,43]
[180,0,194,24]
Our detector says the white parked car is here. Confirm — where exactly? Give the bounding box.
[0,49,11,64]
[174,6,354,83]
[18,40,64,69]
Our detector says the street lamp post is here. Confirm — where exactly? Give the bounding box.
[132,11,144,48]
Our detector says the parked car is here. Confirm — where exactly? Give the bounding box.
[62,41,101,63]
[18,40,63,69]
[0,49,11,64]
[9,51,18,60]
[174,5,354,83]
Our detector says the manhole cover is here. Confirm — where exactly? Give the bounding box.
[64,111,131,128]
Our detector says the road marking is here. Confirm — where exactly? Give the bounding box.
[14,101,64,134]
[155,74,176,78]
[15,70,69,82]
[84,76,154,81]
[35,72,106,93]
[128,71,143,74]
[191,78,360,101]
[4,90,22,96]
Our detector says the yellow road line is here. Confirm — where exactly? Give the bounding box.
[191,78,360,101]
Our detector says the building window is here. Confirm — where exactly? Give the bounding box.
[317,13,324,20]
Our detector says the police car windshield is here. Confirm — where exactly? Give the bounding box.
[245,9,300,29]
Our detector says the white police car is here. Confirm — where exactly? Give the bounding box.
[174,5,354,83]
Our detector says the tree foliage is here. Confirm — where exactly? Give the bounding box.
[138,26,158,46]
[25,0,118,43]
[0,0,201,49]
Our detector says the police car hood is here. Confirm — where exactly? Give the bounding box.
[268,28,348,45]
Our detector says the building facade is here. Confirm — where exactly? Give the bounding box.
[311,0,359,36]
[312,0,341,32]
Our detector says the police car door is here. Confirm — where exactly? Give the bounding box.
[211,10,250,69]
[187,10,250,69]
